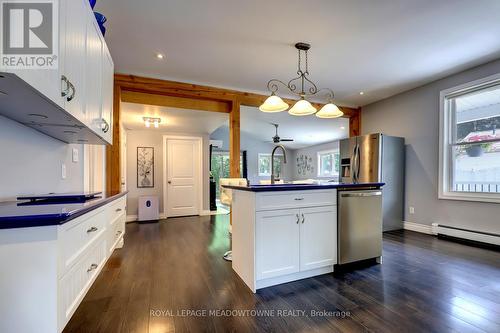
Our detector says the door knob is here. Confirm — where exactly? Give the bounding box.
[168,181,172,184]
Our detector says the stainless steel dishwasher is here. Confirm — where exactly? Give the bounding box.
[338,190,383,265]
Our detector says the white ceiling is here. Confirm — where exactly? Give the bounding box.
[96,0,500,107]
[121,102,348,149]
[121,102,228,133]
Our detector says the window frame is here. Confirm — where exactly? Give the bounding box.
[439,72,500,203]
[258,153,284,177]
[317,149,340,178]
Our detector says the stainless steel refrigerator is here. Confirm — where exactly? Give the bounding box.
[339,133,405,231]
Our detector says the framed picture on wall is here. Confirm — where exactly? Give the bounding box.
[137,147,154,188]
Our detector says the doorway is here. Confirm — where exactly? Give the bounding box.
[163,136,203,217]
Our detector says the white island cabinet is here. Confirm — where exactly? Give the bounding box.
[231,189,337,292]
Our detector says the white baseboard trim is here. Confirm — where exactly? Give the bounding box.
[403,221,435,235]
[126,213,166,223]
[435,224,500,246]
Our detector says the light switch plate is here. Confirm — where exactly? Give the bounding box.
[61,163,67,179]
[72,148,79,163]
[409,206,415,214]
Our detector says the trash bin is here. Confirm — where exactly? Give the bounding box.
[138,196,159,222]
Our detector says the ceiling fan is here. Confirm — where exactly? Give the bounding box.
[270,123,294,143]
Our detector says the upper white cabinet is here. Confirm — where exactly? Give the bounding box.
[0,0,113,145]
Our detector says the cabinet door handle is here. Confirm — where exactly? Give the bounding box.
[296,214,300,224]
[87,263,98,272]
[66,82,75,102]
[101,119,109,133]
[61,75,70,97]
[86,226,98,233]
[301,214,305,224]
[115,208,122,212]
[294,198,304,201]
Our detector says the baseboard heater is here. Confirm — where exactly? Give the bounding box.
[434,224,500,247]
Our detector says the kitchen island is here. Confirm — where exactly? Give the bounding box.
[222,182,383,292]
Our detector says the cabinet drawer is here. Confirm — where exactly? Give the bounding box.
[58,207,106,275]
[108,212,125,254]
[255,190,336,211]
[108,196,126,223]
[58,234,107,330]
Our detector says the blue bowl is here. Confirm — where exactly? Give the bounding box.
[99,24,106,36]
[94,12,107,25]
[89,0,97,9]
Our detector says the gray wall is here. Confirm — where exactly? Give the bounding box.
[292,141,340,181]
[0,116,84,201]
[362,59,500,234]
[126,130,210,216]
[210,126,295,184]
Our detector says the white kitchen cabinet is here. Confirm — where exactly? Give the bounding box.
[100,43,114,143]
[85,14,103,135]
[232,189,338,292]
[0,0,114,144]
[256,209,300,280]
[0,195,127,333]
[60,0,88,121]
[299,206,337,271]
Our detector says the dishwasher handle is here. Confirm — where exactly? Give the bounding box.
[341,191,382,198]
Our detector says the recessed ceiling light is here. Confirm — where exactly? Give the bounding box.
[340,126,345,130]
[359,91,364,95]
[156,53,165,60]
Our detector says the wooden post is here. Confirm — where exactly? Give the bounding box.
[229,99,241,178]
[106,83,121,192]
[349,108,361,137]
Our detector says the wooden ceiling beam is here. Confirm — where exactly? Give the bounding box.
[114,74,360,118]
[121,90,231,113]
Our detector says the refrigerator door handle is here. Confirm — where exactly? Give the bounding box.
[356,144,361,182]
[352,144,360,183]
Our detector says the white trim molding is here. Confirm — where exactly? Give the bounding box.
[126,213,166,223]
[439,72,500,203]
[434,224,500,246]
[403,221,436,235]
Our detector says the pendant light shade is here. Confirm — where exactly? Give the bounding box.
[316,103,344,118]
[288,99,317,116]
[259,94,289,112]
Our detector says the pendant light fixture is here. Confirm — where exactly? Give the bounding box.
[259,42,343,119]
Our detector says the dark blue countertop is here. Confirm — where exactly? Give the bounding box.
[222,182,384,192]
[0,191,128,229]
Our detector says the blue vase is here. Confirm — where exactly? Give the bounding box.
[89,0,97,9]
[94,12,107,36]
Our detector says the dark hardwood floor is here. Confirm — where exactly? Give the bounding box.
[64,215,500,333]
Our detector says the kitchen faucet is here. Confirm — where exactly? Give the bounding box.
[271,144,287,184]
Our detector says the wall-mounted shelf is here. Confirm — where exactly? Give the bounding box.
[0,72,108,145]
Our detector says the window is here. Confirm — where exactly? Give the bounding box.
[439,73,500,202]
[211,151,243,198]
[258,153,284,177]
[317,150,340,178]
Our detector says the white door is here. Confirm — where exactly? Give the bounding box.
[299,206,337,271]
[166,138,201,217]
[256,209,300,280]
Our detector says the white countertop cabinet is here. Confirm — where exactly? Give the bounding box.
[0,195,126,333]
[231,189,337,292]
